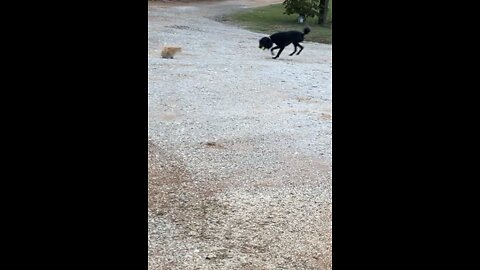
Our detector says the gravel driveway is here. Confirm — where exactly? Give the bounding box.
[148,1,332,269]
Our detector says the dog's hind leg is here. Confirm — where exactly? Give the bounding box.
[296,43,304,55]
[273,47,285,59]
[289,44,297,56]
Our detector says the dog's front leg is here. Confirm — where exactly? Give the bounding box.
[270,46,279,56]
[273,47,285,59]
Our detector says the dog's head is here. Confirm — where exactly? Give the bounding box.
[259,37,273,50]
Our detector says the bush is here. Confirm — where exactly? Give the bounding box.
[283,0,331,25]
[282,0,317,22]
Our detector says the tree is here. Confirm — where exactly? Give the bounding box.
[317,0,330,26]
[283,0,330,25]
[283,0,317,23]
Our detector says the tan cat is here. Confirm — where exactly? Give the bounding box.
[161,46,182,59]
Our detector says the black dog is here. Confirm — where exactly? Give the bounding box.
[259,27,310,59]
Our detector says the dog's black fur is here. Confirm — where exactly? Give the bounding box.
[259,27,311,59]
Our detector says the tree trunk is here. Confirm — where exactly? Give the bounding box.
[318,0,330,26]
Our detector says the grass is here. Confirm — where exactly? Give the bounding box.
[223,2,332,44]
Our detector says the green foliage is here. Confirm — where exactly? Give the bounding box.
[282,0,317,19]
[225,3,331,44]
[283,0,332,25]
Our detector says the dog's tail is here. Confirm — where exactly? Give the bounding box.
[303,27,311,35]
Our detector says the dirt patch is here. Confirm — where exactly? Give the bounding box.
[165,25,202,32]
[202,141,227,149]
[148,139,224,214]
